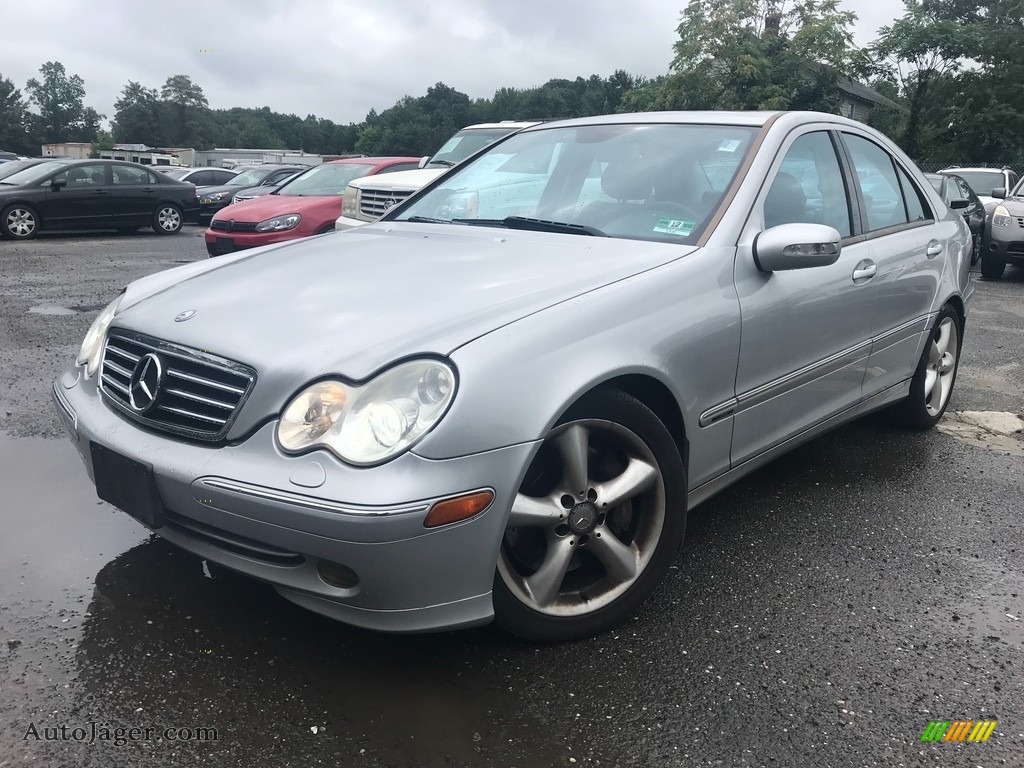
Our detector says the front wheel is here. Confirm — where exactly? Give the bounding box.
[2,204,39,239]
[152,204,183,235]
[493,389,687,642]
[888,305,962,430]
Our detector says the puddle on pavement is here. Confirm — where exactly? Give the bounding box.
[0,433,571,767]
[28,304,79,316]
[937,410,1024,455]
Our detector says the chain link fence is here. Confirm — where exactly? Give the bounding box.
[917,161,1023,175]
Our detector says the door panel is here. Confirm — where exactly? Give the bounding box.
[732,130,874,466]
[839,133,945,398]
[37,164,110,227]
[109,164,159,224]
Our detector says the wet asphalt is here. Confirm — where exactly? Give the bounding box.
[1,229,1022,767]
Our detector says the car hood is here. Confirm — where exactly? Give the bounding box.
[212,194,341,222]
[350,168,446,192]
[993,195,1024,212]
[195,182,249,196]
[115,223,693,383]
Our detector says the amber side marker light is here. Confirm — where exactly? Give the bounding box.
[424,490,495,528]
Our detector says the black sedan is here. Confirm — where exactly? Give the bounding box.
[194,164,305,219]
[925,173,985,264]
[0,159,198,239]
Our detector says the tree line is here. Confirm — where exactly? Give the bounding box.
[1,0,1022,169]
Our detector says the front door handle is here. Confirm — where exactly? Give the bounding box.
[852,259,876,282]
[926,240,943,258]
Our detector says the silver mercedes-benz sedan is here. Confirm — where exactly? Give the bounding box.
[54,111,974,642]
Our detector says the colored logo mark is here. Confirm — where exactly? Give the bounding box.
[920,720,997,742]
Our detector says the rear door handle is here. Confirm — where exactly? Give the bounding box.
[852,259,876,282]
[926,240,943,258]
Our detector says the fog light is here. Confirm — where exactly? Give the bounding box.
[423,490,494,528]
[317,560,359,589]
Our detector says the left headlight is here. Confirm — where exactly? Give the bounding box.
[255,213,301,232]
[992,204,1011,227]
[76,295,123,378]
[277,359,457,465]
[200,191,229,203]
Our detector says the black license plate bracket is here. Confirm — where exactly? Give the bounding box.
[90,442,164,528]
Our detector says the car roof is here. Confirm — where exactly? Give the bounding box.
[938,167,1006,173]
[322,156,422,165]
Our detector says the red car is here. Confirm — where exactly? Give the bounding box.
[205,156,421,256]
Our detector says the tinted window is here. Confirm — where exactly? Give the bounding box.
[765,131,852,236]
[112,165,156,185]
[55,164,107,186]
[844,134,908,231]
[896,166,928,222]
[209,169,237,184]
[955,179,974,202]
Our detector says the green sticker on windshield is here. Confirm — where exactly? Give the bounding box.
[653,217,695,236]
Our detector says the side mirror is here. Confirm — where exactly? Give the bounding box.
[50,178,67,190]
[418,156,430,169]
[992,187,1007,199]
[753,223,842,272]
[949,198,969,210]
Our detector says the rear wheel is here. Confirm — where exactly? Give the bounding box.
[888,305,962,430]
[152,204,183,235]
[2,204,39,239]
[493,389,687,642]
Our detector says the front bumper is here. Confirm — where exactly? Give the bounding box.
[986,225,1024,264]
[204,228,303,257]
[53,369,537,633]
[335,214,372,231]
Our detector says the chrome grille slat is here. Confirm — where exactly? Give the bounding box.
[157,405,228,425]
[107,347,140,365]
[167,369,246,395]
[99,331,255,442]
[165,387,235,410]
[101,374,129,395]
[104,359,133,378]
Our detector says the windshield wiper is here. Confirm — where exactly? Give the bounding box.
[499,216,607,237]
[428,159,455,168]
[405,216,451,224]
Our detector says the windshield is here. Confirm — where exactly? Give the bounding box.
[159,168,192,180]
[0,160,42,181]
[951,171,1003,196]
[228,168,270,186]
[396,123,758,245]
[428,127,522,168]
[0,161,68,185]
[278,163,377,196]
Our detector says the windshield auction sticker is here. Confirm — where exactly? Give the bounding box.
[653,217,695,236]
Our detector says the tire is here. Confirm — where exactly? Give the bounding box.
[979,251,1005,279]
[152,204,183,235]
[2,204,39,240]
[888,305,962,430]
[493,389,687,642]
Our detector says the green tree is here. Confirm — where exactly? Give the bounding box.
[159,74,213,147]
[112,81,162,145]
[25,61,104,143]
[0,74,32,154]
[661,0,862,112]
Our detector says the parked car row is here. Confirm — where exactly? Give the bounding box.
[204,157,420,256]
[56,110,974,641]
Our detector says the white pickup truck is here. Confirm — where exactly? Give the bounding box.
[335,121,539,230]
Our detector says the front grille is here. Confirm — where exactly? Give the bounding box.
[358,188,413,219]
[1007,242,1024,254]
[100,330,256,442]
[210,220,258,232]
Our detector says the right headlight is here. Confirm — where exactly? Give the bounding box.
[341,186,360,217]
[992,204,1011,227]
[277,359,457,466]
[76,294,123,378]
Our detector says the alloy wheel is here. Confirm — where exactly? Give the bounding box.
[924,316,959,417]
[6,208,36,238]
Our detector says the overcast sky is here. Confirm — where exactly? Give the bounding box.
[2,0,901,128]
